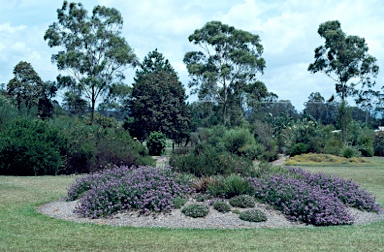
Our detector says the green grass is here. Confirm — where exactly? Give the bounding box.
[1,159,384,251]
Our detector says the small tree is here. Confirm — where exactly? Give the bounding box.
[146,131,167,156]
[127,49,190,142]
[44,1,137,125]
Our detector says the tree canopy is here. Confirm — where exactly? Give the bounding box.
[308,20,379,101]
[44,1,137,125]
[184,21,266,125]
[127,49,190,142]
[7,61,57,119]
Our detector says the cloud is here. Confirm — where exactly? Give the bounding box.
[1,0,384,112]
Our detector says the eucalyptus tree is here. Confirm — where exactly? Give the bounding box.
[184,21,266,125]
[7,61,57,118]
[308,20,379,101]
[44,1,137,125]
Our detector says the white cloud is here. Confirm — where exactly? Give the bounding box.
[1,0,384,112]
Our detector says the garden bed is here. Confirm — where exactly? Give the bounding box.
[38,199,384,229]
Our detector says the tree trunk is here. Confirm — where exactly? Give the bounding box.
[90,96,95,126]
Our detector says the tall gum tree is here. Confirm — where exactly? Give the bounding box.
[184,21,266,126]
[7,61,57,119]
[44,1,137,125]
[308,20,379,101]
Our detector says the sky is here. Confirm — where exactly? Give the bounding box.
[1,0,384,112]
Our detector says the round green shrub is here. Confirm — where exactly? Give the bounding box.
[232,209,241,214]
[181,204,209,218]
[207,174,254,198]
[213,201,231,213]
[147,131,167,156]
[340,146,361,158]
[172,197,187,209]
[239,209,267,222]
[229,195,255,208]
[290,142,308,156]
[195,193,209,202]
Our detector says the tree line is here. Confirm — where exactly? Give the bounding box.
[1,1,384,147]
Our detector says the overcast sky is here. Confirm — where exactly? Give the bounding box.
[1,0,384,112]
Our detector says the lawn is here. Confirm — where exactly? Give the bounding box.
[1,159,384,251]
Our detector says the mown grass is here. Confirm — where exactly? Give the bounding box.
[1,159,384,252]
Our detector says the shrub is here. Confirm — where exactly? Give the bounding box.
[172,197,187,209]
[0,118,67,176]
[213,201,231,213]
[374,132,384,156]
[195,193,210,202]
[232,209,241,214]
[284,153,370,166]
[287,167,382,213]
[229,195,255,208]
[323,138,343,155]
[239,209,267,222]
[181,204,209,218]
[170,149,254,177]
[357,130,374,157]
[222,127,256,155]
[207,174,254,198]
[340,145,361,158]
[250,174,354,226]
[290,142,308,156]
[52,117,153,174]
[146,131,166,156]
[70,166,193,218]
[191,177,218,193]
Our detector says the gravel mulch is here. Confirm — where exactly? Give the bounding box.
[37,199,384,229]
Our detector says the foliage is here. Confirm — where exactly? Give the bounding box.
[323,138,343,155]
[98,83,132,119]
[127,49,190,142]
[207,174,254,198]
[356,128,374,157]
[44,1,137,125]
[146,131,167,156]
[231,209,241,214]
[184,21,266,125]
[0,94,19,128]
[340,146,361,158]
[290,142,309,156]
[170,125,262,177]
[51,116,153,174]
[172,197,187,209]
[181,204,209,218]
[374,132,384,156]
[249,166,381,226]
[308,20,379,101]
[0,118,67,175]
[170,147,254,177]
[239,209,267,222]
[212,201,232,213]
[250,175,354,226]
[69,166,193,217]
[62,88,88,115]
[336,101,353,144]
[7,61,57,119]
[287,167,382,212]
[228,195,255,208]
[285,153,370,166]
[191,177,218,193]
